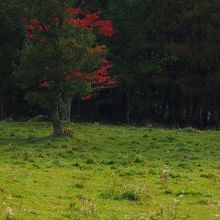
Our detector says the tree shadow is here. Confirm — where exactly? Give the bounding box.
[0,134,69,150]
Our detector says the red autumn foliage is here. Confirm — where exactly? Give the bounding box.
[63,61,116,87]
[92,45,107,54]
[39,79,48,88]
[24,7,116,100]
[65,8,113,36]
[25,19,49,41]
[25,8,113,41]
[82,94,93,101]
[40,61,117,100]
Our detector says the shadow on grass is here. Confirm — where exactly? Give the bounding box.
[0,135,71,149]
[0,122,73,148]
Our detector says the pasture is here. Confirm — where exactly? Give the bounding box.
[0,122,219,219]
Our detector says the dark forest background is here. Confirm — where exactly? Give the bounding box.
[0,0,220,128]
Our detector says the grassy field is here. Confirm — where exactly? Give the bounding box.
[0,122,219,220]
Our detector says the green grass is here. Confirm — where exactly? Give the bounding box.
[0,122,219,219]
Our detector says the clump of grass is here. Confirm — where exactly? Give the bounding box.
[9,133,16,137]
[200,173,216,179]
[6,143,15,151]
[65,146,82,155]
[71,196,97,217]
[74,183,84,189]
[164,189,173,195]
[22,150,33,161]
[60,144,68,149]
[137,212,161,220]
[52,159,63,167]
[72,161,80,167]
[130,199,184,220]
[0,187,5,193]
[57,149,65,158]
[101,183,148,202]
[100,173,119,199]
[118,153,144,166]
[165,135,176,142]
[133,155,144,164]
[169,173,181,179]
[148,169,157,175]
[82,199,97,215]
[91,146,101,151]
[119,154,133,166]
[85,155,96,164]
[176,190,203,197]
[119,187,141,201]
[64,202,80,219]
[197,199,208,205]
[117,169,135,177]
[181,127,201,133]
[101,159,115,165]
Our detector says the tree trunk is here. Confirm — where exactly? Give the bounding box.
[51,104,64,136]
[59,96,72,122]
[160,88,169,123]
[0,97,3,120]
[202,109,208,128]
[65,96,72,122]
[168,87,172,126]
[126,89,131,124]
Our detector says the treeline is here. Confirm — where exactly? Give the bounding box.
[0,0,220,128]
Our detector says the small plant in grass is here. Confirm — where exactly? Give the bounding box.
[6,143,14,151]
[141,212,160,220]
[170,199,181,220]
[128,200,189,219]
[72,196,97,217]
[160,165,171,189]
[82,199,97,215]
[64,127,74,137]
[100,173,119,199]
[65,202,81,219]
[5,207,13,220]
[124,214,132,220]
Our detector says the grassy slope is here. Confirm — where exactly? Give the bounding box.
[0,122,219,219]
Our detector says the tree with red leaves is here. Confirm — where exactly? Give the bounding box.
[16,0,115,136]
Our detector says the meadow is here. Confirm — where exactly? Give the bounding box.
[0,122,219,219]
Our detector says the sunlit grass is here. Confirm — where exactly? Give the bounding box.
[0,122,219,219]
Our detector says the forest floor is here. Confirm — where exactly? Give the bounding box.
[0,122,219,220]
